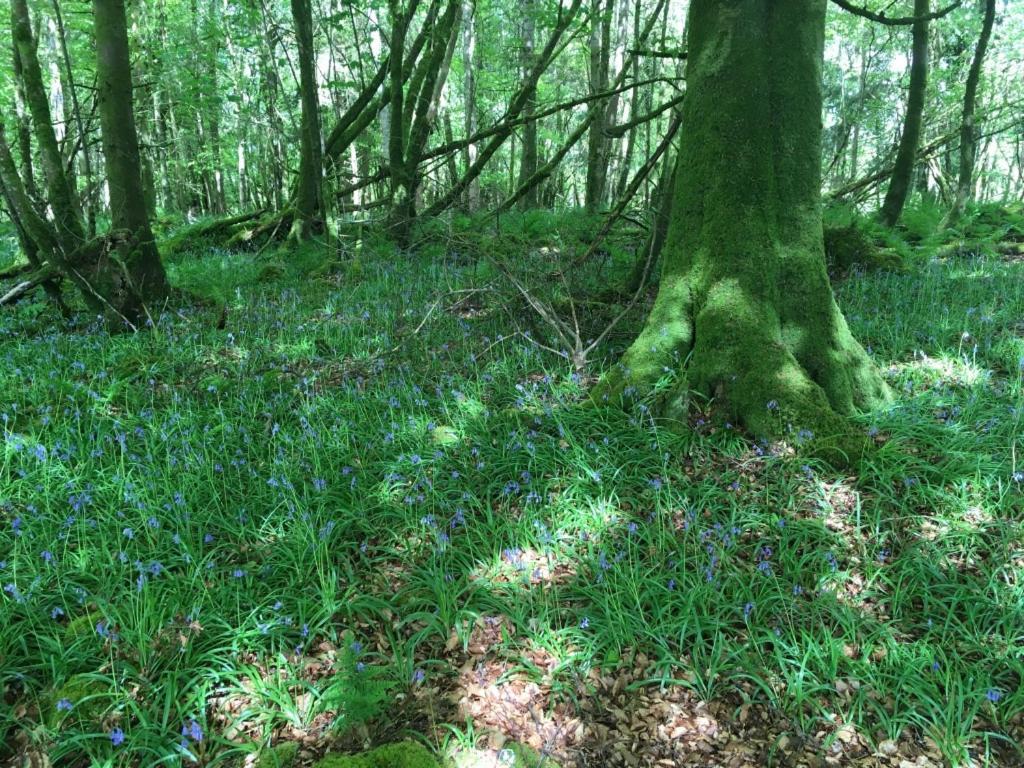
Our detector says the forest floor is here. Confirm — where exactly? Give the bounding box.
[1,208,1023,768]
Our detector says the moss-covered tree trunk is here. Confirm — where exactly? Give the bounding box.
[592,0,889,462]
[879,0,929,227]
[92,0,170,318]
[290,0,324,240]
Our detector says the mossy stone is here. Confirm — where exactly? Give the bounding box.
[63,611,104,641]
[255,742,300,768]
[314,741,438,768]
[824,225,904,276]
[500,742,560,767]
[430,426,460,446]
[47,673,109,728]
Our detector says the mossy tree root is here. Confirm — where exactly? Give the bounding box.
[591,264,890,465]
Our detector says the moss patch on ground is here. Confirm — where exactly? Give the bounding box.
[314,741,439,768]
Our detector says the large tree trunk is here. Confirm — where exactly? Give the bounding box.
[944,0,996,228]
[879,0,930,227]
[592,0,890,463]
[290,0,325,239]
[92,0,170,317]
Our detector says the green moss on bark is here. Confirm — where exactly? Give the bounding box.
[591,0,890,466]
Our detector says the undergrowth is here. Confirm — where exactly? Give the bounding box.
[0,206,1022,766]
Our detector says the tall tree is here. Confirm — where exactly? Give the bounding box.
[592,0,890,462]
[517,0,539,210]
[10,0,84,252]
[585,0,613,211]
[944,0,997,227]
[290,0,325,239]
[92,0,170,315]
[879,0,930,227]
[462,0,480,210]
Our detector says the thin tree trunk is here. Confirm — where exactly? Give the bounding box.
[10,19,38,202]
[423,0,583,218]
[500,0,667,212]
[11,0,84,252]
[944,0,996,227]
[50,0,97,237]
[290,0,325,238]
[517,0,538,209]
[462,0,480,210]
[585,0,613,211]
[879,0,930,227]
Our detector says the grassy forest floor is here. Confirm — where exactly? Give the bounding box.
[1,205,1023,767]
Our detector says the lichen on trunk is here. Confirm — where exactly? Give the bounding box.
[591,0,890,464]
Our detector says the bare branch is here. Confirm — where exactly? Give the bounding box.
[829,0,964,26]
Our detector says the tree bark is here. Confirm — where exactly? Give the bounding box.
[879,0,930,227]
[585,0,613,211]
[290,0,325,239]
[462,0,480,210]
[51,0,97,238]
[517,0,539,209]
[592,0,890,464]
[11,0,84,252]
[92,0,170,316]
[10,11,38,203]
[944,0,996,227]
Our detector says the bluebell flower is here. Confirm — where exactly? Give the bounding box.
[110,727,125,746]
[56,698,73,712]
[181,719,203,742]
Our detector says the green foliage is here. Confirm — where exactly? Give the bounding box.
[944,202,1024,245]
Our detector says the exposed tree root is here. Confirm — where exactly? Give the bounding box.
[228,208,323,248]
[1,230,162,329]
